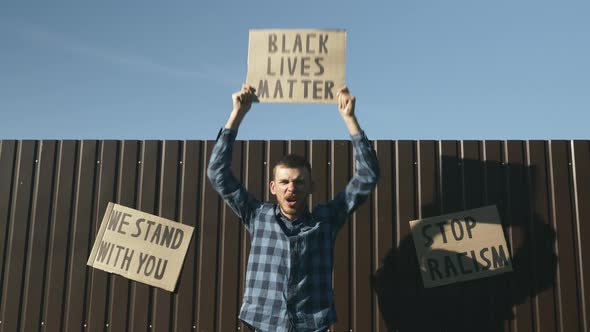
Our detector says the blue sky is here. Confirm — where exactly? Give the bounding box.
[1,1,588,139]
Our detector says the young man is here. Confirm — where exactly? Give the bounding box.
[207,84,380,332]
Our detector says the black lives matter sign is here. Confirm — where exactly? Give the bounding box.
[87,203,194,292]
[409,206,512,288]
[247,29,346,103]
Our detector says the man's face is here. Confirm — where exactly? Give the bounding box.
[270,165,313,220]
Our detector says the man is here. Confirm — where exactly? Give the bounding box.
[207,84,379,332]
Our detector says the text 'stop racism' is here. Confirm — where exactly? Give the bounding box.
[409,205,512,288]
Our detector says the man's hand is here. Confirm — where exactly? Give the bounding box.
[337,86,361,135]
[232,84,256,114]
[337,86,356,118]
[226,84,256,130]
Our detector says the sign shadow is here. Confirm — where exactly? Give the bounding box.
[373,156,558,332]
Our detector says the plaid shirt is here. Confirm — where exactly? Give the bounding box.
[207,128,379,332]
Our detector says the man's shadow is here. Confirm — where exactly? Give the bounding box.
[373,156,557,332]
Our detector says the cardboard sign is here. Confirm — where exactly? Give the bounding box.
[409,205,512,288]
[246,29,346,103]
[87,203,194,292]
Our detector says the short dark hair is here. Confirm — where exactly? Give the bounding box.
[272,154,312,179]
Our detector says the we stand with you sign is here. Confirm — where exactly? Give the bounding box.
[87,203,194,292]
[246,29,346,103]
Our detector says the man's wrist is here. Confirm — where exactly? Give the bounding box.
[342,115,361,135]
[225,110,246,130]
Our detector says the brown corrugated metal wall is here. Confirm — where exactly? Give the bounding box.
[0,139,588,331]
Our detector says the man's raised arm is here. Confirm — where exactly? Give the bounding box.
[328,86,380,231]
[207,84,259,228]
[225,84,256,130]
[336,86,361,136]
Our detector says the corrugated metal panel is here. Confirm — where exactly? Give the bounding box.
[0,139,588,331]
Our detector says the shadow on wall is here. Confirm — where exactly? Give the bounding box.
[373,158,558,332]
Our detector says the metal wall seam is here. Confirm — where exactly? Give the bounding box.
[551,141,581,332]
[0,140,17,330]
[22,141,57,331]
[571,141,590,331]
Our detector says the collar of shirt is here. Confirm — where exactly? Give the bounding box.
[274,205,312,236]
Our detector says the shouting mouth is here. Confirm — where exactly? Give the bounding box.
[285,196,298,208]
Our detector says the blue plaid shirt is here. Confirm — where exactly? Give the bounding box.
[207,128,379,332]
